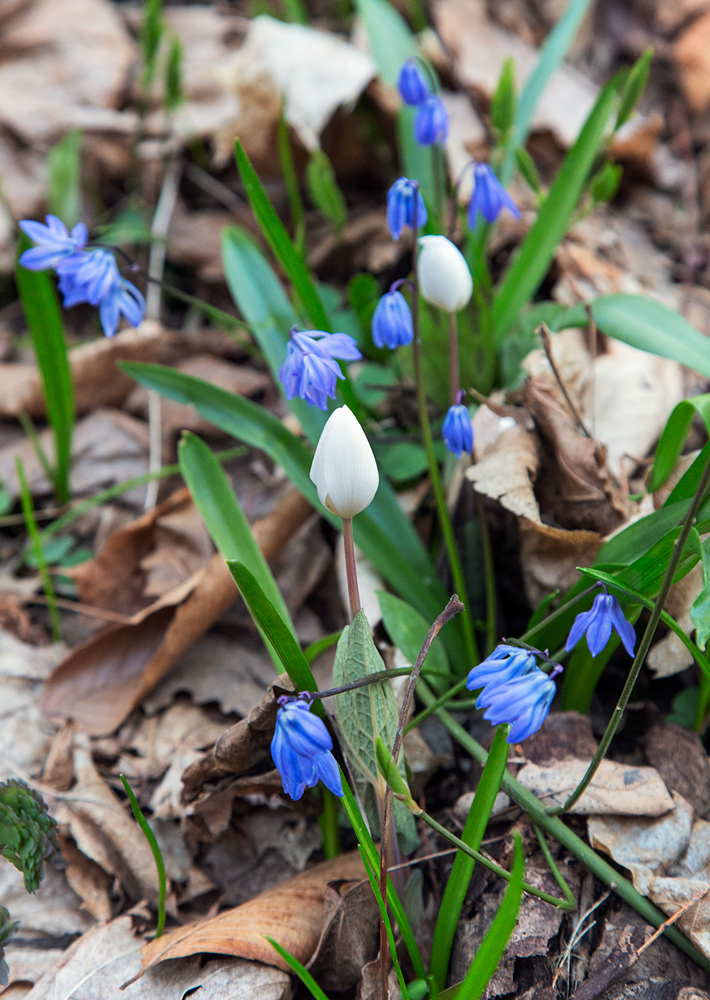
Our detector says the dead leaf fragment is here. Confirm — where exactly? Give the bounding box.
[517,758,675,816]
[141,851,366,973]
[675,11,710,113]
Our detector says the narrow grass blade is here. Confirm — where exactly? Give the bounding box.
[16,456,61,642]
[493,74,622,343]
[15,250,74,503]
[266,938,329,1000]
[120,774,166,938]
[649,394,710,493]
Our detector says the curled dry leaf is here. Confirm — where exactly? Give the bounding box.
[517,759,676,816]
[141,851,366,974]
[308,879,381,991]
[40,489,313,736]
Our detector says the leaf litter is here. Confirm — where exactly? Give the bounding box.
[5,0,710,995]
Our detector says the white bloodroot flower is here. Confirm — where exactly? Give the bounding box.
[417,235,473,312]
[309,406,379,519]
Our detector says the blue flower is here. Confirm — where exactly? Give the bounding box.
[386,177,428,240]
[468,162,521,227]
[398,60,430,106]
[466,643,537,693]
[56,250,145,338]
[414,95,449,146]
[372,290,413,349]
[278,329,361,410]
[19,215,88,271]
[271,698,343,800]
[565,592,636,658]
[442,402,473,457]
[477,668,557,743]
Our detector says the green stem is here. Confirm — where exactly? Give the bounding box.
[411,231,479,667]
[318,788,340,859]
[558,452,710,814]
[120,774,166,937]
[420,690,710,970]
[478,494,497,654]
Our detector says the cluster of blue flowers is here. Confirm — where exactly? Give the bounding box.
[278,327,362,410]
[467,645,560,743]
[271,696,342,800]
[398,60,449,146]
[19,216,145,339]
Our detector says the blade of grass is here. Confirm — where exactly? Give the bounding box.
[266,938,329,1000]
[120,774,166,938]
[16,456,61,642]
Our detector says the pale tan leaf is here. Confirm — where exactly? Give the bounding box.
[517,758,675,816]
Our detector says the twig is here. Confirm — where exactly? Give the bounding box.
[537,322,591,439]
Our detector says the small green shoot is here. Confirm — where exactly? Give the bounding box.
[120,774,166,938]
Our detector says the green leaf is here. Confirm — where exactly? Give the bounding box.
[648,394,710,493]
[178,431,294,637]
[352,0,436,210]
[228,562,317,694]
[378,591,449,682]
[493,73,622,342]
[333,610,418,851]
[616,47,652,131]
[491,57,516,137]
[692,535,710,652]
[514,146,542,194]
[590,161,622,203]
[591,295,710,382]
[16,247,74,504]
[47,130,82,228]
[430,726,510,990]
[234,140,330,332]
[372,440,429,483]
[306,149,347,232]
[450,831,524,1000]
[164,34,184,111]
[500,0,596,184]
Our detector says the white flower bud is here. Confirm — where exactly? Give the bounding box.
[309,406,379,519]
[417,235,473,312]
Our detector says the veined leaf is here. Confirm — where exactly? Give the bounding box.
[493,73,622,342]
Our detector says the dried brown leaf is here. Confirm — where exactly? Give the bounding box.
[40,490,313,735]
[141,851,366,973]
[517,759,675,816]
[309,879,380,991]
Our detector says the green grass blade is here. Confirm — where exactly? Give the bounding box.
[430,726,510,989]
[451,833,524,1000]
[500,0,596,184]
[648,395,710,493]
[493,74,622,343]
[266,938,330,1000]
[120,774,166,938]
[234,140,330,331]
[228,561,317,693]
[16,456,62,643]
[15,250,74,503]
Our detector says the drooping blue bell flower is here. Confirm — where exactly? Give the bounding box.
[278,328,362,410]
[442,399,473,457]
[467,162,521,227]
[271,697,343,800]
[414,95,449,146]
[372,289,413,349]
[477,668,558,743]
[56,249,145,338]
[565,591,636,658]
[466,643,537,693]
[386,177,428,240]
[18,215,88,271]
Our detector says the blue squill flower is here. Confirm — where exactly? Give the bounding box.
[468,162,521,227]
[442,398,473,457]
[466,643,537,693]
[477,668,558,743]
[386,177,428,240]
[279,328,361,410]
[414,95,449,145]
[372,290,413,349]
[398,60,430,106]
[271,697,343,800]
[19,215,88,271]
[57,250,145,338]
[565,591,636,658]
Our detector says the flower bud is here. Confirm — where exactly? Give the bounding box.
[398,60,430,106]
[442,402,474,456]
[310,406,379,519]
[386,177,427,241]
[372,290,413,350]
[417,235,473,312]
[414,95,449,145]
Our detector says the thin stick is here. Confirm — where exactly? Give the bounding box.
[341,518,361,620]
[537,323,591,439]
